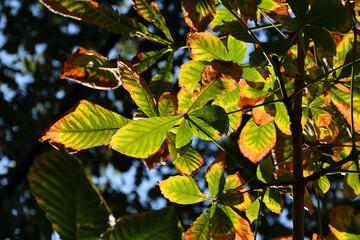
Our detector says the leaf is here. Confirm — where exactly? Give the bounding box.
[257,0,279,11]
[28,150,110,240]
[276,15,299,31]
[263,188,284,214]
[158,175,207,204]
[39,100,131,152]
[184,206,215,240]
[132,48,168,74]
[227,35,247,65]
[327,206,360,239]
[60,47,121,90]
[190,105,230,135]
[187,31,230,61]
[286,0,309,19]
[222,0,257,21]
[307,25,336,59]
[182,0,216,31]
[274,102,291,135]
[212,83,242,131]
[224,20,256,43]
[210,207,235,240]
[310,107,332,129]
[118,57,158,117]
[132,0,173,42]
[143,140,170,170]
[110,207,182,240]
[178,60,207,93]
[306,0,351,32]
[252,102,275,126]
[338,47,360,79]
[177,78,237,114]
[250,47,266,67]
[189,116,221,141]
[210,6,237,32]
[256,156,274,183]
[110,116,181,158]
[176,119,194,149]
[38,0,169,45]
[201,59,242,84]
[205,152,226,199]
[171,147,203,176]
[314,176,330,197]
[239,119,276,163]
[242,67,266,83]
[222,206,254,240]
[158,92,178,117]
[246,199,260,223]
[343,163,360,199]
[149,53,174,100]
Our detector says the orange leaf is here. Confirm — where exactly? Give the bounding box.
[252,105,275,126]
[201,59,242,84]
[182,0,216,31]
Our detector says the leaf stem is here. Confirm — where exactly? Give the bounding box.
[259,9,287,39]
[254,191,265,240]
[227,99,282,115]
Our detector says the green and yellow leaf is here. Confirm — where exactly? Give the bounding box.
[184,205,215,240]
[176,119,194,149]
[205,152,226,199]
[343,163,360,199]
[210,207,235,240]
[132,48,168,74]
[210,6,237,32]
[182,0,216,31]
[39,100,130,152]
[189,116,221,141]
[246,199,260,223]
[256,156,274,183]
[314,176,330,197]
[274,102,291,135]
[178,60,207,93]
[223,206,254,240]
[263,188,284,214]
[327,206,360,239]
[227,35,247,65]
[158,92,178,117]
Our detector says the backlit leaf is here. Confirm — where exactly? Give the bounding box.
[252,102,275,126]
[274,102,291,135]
[40,100,130,152]
[222,0,257,21]
[327,206,360,239]
[132,48,168,74]
[158,175,207,204]
[110,207,182,240]
[60,47,121,90]
[187,31,230,61]
[143,140,170,170]
[205,152,226,199]
[38,0,169,44]
[149,52,174,100]
[184,205,215,240]
[132,0,173,42]
[343,163,360,199]
[178,60,207,93]
[257,0,278,11]
[314,176,330,197]
[189,116,221,141]
[28,150,110,240]
[210,6,237,32]
[242,67,266,83]
[201,59,242,84]
[310,107,332,129]
[182,0,216,31]
[110,116,181,158]
[256,156,274,183]
[158,93,178,117]
[263,188,284,214]
[176,119,193,149]
[118,57,158,117]
[315,117,339,144]
[171,147,203,176]
[246,199,260,223]
[227,35,247,65]
[210,207,235,240]
[223,206,254,240]
[239,119,276,163]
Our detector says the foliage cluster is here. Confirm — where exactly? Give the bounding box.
[27,0,360,239]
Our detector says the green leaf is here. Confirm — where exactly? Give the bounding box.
[28,150,110,240]
[190,105,230,135]
[158,175,207,204]
[257,0,279,11]
[110,207,182,240]
[227,35,247,65]
[184,205,215,240]
[276,15,299,31]
[246,199,260,223]
[187,31,230,61]
[328,206,360,239]
[210,207,235,240]
[178,60,206,93]
[158,93,178,117]
[218,188,245,207]
[149,53,174,100]
[250,47,266,67]
[176,119,193,149]
[110,116,181,158]
[177,78,237,114]
[210,6,237,32]
[239,118,276,163]
[189,116,221,141]
[212,83,242,131]
[274,102,291,135]
[132,48,168,74]
[205,153,226,199]
[338,47,360,79]
[256,156,274,183]
[343,163,360,199]
[118,58,158,117]
[225,20,256,43]
[60,47,120,90]
[263,188,284,214]
[286,0,309,19]
[132,0,173,42]
[38,0,169,45]
[314,175,330,197]
[242,67,265,83]
[222,206,254,240]
[39,100,131,152]
[222,0,257,20]
[183,0,216,31]
[306,25,336,58]
[306,0,351,32]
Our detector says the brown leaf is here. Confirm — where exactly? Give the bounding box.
[201,59,242,85]
[60,47,121,90]
[144,140,170,169]
[265,0,290,19]
[252,105,275,126]
[182,0,216,31]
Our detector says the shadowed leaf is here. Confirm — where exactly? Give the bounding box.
[210,6,238,32]
[257,156,274,183]
[210,207,235,240]
[327,206,360,239]
[60,47,121,90]
[184,205,215,240]
[182,0,216,31]
[132,48,168,74]
[149,53,174,100]
[223,206,254,240]
[263,188,284,214]
[158,92,178,117]
[40,100,130,152]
